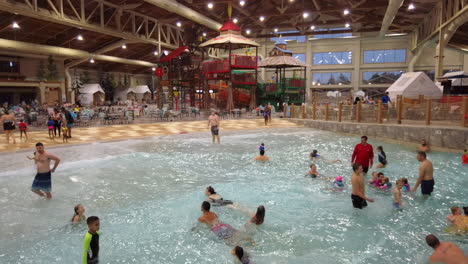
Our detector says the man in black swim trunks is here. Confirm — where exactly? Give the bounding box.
[207,112,220,144]
[351,163,374,209]
[412,151,435,196]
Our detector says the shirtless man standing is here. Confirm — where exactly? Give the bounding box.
[207,112,220,144]
[30,142,60,199]
[419,139,431,152]
[425,234,468,264]
[412,151,435,196]
[351,163,374,209]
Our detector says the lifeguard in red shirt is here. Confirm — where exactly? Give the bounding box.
[352,136,374,174]
[462,149,468,165]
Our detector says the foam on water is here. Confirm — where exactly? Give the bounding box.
[0,128,466,264]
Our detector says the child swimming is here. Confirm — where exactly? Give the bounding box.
[71,204,86,224]
[333,176,345,189]
[393,179,403,209]
[379,177,392,190]
[306,164,318,178]
[259,143,265,152]
[401,178,411,192]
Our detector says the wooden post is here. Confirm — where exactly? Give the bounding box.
[301,105,305,119]
[312,103,316,120]
[325,103,329,121]
[418,94,424,104]
[397,95,402,124]
[425,99,431,126]
[377,99,383,124]
[338,102,343,122]
[356,101,361,123]
[462,97,468,127]
[283,103,286,117]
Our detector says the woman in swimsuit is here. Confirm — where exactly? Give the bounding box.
[375,146,387,168]
[71,204,86,224]
[248,205,265,225]
[0,110,16,144]
[52,108,62,137]
[231,246,252,264]
[205,186,233,206]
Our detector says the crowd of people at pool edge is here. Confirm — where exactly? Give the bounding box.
[25,114,468,263]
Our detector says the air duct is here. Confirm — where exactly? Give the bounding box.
[144,0,222,31]
[379,0,405,38]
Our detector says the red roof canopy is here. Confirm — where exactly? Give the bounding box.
[160,46,189,62]
[219,20,240,32]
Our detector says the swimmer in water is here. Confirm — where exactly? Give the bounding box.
[393,179,403,209]
[231,246,252,264]
[375,146,387,168]
[368,172,378,185]
[401,178,411,192]
[333,176,345,189]
[379,177,392,189]
[425,234,467,264]
[83,216,100,264]
[248,205,265,226]
[71,204,86,224]
[254,150,269,162]
[205,186,234,206]
[198,201,254,245]
[447,206,462,224]
[306,164,318,178]
[259,143,265,152]
[419,139,430,152]
[310,149,342,163]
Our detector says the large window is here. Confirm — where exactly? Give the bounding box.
[313,51,352,65]
[363,49,406,63]
[294,53,306,62]
[313,72,352,85]
[362,71,405,84]
[312,28,352,39]
[271,31,306,43]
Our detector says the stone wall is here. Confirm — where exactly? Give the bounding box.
[293,119,468,150]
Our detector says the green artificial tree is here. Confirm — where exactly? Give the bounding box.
[71,69,83,95]
[46,55,59,81]
[36,60,47,81]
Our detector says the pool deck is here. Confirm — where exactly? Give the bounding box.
[0,119,299,153]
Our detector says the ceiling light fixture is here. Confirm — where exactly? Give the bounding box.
[239,0,245,6]
[259,16,265,22]
[246,29,251,34]
[345,23,350,28]
[90,58,95,63]
[153,51,158,55]
[121,44,127,49]
[274,28,278,32]
[152,67,156,71]
[233,18,238,23]
[163,50,169,55]
[343,9,350,15]
[12,22,20,29]
[303,12,309,18]
[77,34,84,41]
[176,21,182,27]
[408,3,415,10]
[310,25,315,30]
[207,2,213,9]
[203,32,207,37]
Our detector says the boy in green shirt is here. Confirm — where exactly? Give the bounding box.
[83,216,100,264]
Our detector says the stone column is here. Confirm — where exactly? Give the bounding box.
[305,39,313,104]
[39,82,46,104]
[352,39,362,93]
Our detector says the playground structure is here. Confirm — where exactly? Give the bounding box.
[158,46,203,111]
[200,19,260,111]
[258,40,308,110]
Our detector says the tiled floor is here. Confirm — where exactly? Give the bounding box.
[0,119,298,152]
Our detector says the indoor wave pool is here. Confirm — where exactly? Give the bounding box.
[0,127,466,264]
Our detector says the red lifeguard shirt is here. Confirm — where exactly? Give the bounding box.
[19,122,27,131]
[462,154,468,165]
[352,143,374,168]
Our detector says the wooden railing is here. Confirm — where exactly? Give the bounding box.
[283,95,468,127]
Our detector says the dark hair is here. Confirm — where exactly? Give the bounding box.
[401,178,408,184]
[206,186,216,195]
[202,201,211,212]
[425,234,440,249]
[377,172,384,177]
[35,142,44,147]
[20,119,23,122]
[86,216,99,225]
[361,136,368,141]
[261,143,264,146]
[312,149,318,154]
[417,151,427,158]
[377,146,383,151]
[352,163,362,172]
[260,150,265,155]
[463,206,468,216]
[253,205,265,225]
[234,246,244,260]
[71,204,82,222]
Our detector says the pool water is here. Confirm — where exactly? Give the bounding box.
[0,128,466,264]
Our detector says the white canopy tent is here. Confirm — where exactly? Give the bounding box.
[442,71,468,86]
[386,72,442,100]
[128,85,152,101]
[78,84,105,106]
